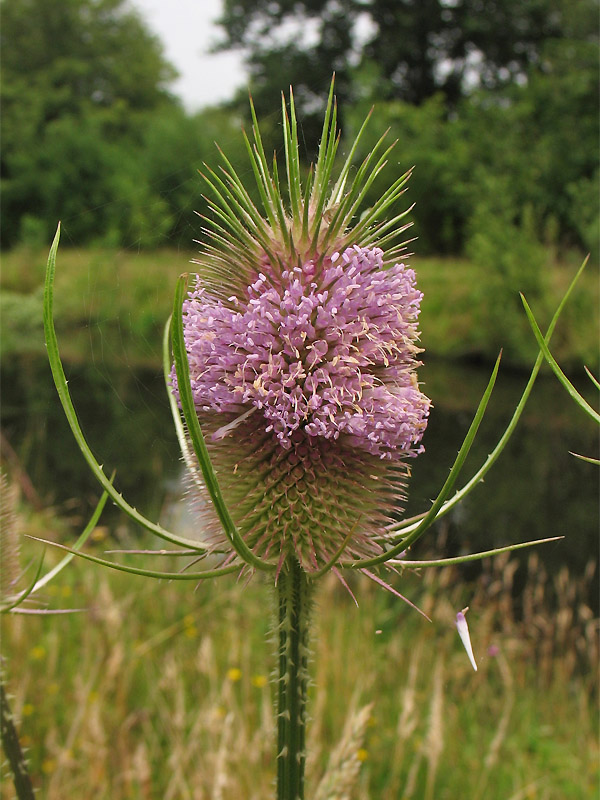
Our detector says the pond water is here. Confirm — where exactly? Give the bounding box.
[1,352,597,606]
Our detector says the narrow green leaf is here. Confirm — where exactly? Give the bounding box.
[352,353,503,568]
[312,76,336,195]
[359,206,413,245]
[521,293,599,424]
[270,152,291,249]
[26,537,241,581]
[215,145,271,231]
[242,129,279,230]
[585,366,600,391]
[372,221,414,252]
[349,170,413,242]
[282,89,302,227]
[203,163,276,259]
[162,316,208,501]
[321,137,398,248]
[329,108,375,205]
[199,216,259,267]
[309,126,340,253]
[43,225,205,552]
[248,96,289,246]
[301,164,314,242]
[171,274,274,572]
[202,184,262,251]
[569,452,599,465]
[332,128,394,219]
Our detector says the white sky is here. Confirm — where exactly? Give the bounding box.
[129,0,247,110]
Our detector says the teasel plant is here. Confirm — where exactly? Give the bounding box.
[36,80,576,800]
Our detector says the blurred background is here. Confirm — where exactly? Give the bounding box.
[1,1,598,797]
[1,0,597,568]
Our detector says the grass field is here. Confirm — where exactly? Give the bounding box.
[1,500,598,800]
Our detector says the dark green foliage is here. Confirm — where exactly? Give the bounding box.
[466,184,550,362]
[215,0,598,257]
[1,0,597,260]
[343,95,469,255]
[215,0,587,133]
[138,106,248,248]
[342,46,598,260]
[0,0,177,109]
[1,0,179,248]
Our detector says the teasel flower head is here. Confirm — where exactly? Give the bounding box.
[171,83,431,575]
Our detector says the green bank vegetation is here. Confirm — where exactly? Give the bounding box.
[1,245,597,371]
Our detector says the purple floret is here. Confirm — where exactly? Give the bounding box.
[174,245,430,459]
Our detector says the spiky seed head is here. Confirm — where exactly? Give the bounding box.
[172,84,430,573]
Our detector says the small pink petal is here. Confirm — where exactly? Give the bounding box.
[455,608,478,671]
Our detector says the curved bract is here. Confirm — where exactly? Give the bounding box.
[43,227,207,552]
[171,274,275,572]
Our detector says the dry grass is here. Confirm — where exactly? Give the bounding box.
[1,505,597,799]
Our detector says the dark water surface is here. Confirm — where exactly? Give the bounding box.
[1,352,597,604]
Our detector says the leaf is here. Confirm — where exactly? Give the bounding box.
[352,352,502,568]
[171,274,274,572]
[43,224,207,552]
[388,536,563,568]
[521,283,599,424]
[389,257,591,537]
[26,537,241,582]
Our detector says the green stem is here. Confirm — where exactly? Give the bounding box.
[1,672,35,800]
[276,559,313,800]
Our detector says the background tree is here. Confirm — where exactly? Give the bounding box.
[0,0,179,247]
[215,0,582,139]
[217,0,598,256]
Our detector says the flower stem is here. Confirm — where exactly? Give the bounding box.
[1,671,35,800]
[276,558,313,800]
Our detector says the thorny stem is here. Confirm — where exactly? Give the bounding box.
[277,559,313,800]
[1,670,35,800]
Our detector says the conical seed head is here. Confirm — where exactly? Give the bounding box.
[172,88,430,572]
[191,414,407,568]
